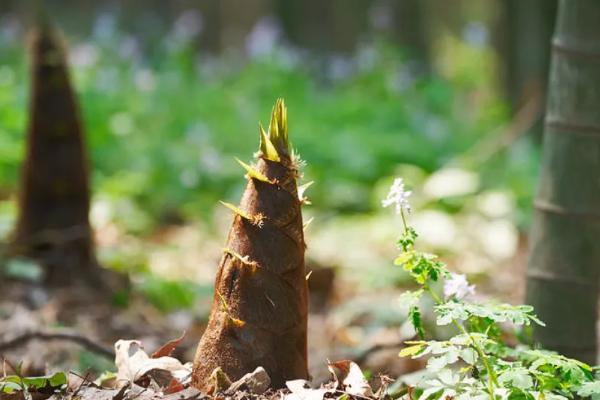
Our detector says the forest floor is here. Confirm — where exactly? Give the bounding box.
[0,238,528,400]
[0,207,530,399]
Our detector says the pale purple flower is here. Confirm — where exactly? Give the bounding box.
[444,273,475,300]
[172,10,203,42]
[245,16,282,59]
[382,178,412,214]
[69,43,99,68]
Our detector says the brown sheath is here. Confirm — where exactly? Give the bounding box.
[12,23,97,286]
[192,100,309,390]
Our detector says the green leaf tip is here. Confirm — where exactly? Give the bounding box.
[267,98,289,155]
[258,123,281,162]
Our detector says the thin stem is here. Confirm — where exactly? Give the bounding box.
[400,209,409,234]
[426,287,497,399]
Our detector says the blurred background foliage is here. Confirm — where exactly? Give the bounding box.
[0,0,555,311]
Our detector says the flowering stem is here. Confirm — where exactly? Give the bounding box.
[389,180,495,398]
[425,286,497,399]
[400,209,409,235]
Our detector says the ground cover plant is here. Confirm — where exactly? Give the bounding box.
[382,179,600,399]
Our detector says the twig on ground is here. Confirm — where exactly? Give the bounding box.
[0,330,115,359]
[72,371,93,397]
[69,370,102,389]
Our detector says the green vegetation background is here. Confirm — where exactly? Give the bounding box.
[0,23,540,310]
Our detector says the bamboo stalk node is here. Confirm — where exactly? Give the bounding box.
[534,199,600,220]
[552,39,600,62]
[545,119,600,137]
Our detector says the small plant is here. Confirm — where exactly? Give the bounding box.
[384,178,600,399]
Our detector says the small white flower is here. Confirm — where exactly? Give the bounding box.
[444,273,475,300]
[382,178,412,214]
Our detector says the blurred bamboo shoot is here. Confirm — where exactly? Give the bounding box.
[12,21,98,286]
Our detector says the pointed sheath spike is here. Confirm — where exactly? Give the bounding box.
[297,181,314,202]
[219,201,253,221]
[282,103,288,145]
[268,98,289,154]
[220,201,265,227]
[223,247,259,272]
[275,98,287,142]
[303,217,314,231]
[276,98,285,133]
[217,291,246,328]
[235,157,272,184]
[229,317,246,328]
[217,290,232,314]
[259,123,280,162]
[269,105,280,142]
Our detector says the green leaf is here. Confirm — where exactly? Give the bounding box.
[459,347,478,365]
[3,258,43,282]
[426,349,459,372]
[409,305,425,339]
[498,368,534,390]
[435,301,545,328]
[46,372,67,387]
[0,372,67,393]
[0,379,22,394]
[399,343,425,358]
[577,381,600,397]
[394,251,414,266]
[398,289,423,309]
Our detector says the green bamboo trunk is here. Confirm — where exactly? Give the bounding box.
[526,0,600,364]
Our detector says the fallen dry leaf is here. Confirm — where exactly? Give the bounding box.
[151,332,186,359]
[327,360,373,397]
[285,379,333,400]
[164,377,186,395]
[114,339,192,389]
